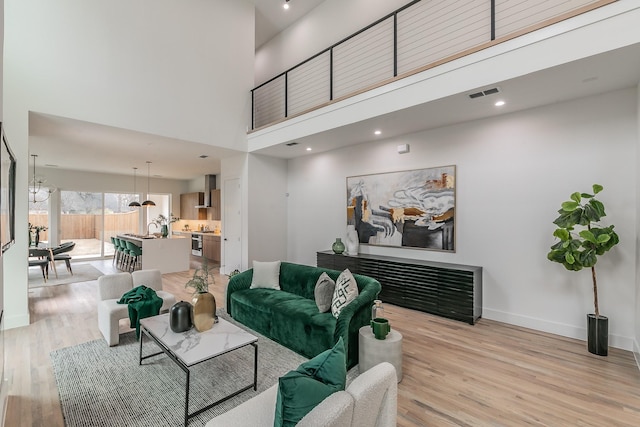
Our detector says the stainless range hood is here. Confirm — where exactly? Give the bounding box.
[195,174,216,208]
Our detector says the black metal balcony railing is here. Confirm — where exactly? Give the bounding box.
[250,0,613,131]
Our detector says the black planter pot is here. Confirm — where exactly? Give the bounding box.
[170,301,193,333]
[587,314,608,356]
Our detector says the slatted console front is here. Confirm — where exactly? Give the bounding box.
[317,251,482,324]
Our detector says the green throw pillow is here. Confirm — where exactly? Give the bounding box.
[274,337,346,427]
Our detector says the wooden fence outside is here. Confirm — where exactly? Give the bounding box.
[28,211,140,242]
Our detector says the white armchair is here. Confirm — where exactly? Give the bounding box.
[131,269,176,312]
[97,269,176,346]
[205,362,398,427]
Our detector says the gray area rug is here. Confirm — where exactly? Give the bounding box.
[28,263,104,288]
[51,311,358,427]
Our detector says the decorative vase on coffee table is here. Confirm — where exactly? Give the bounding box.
[191,291,217,332]
[170,301,193,333]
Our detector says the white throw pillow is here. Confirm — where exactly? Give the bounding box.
[250,260,281,290]
[331,269,359,319]
[314,272,336,313]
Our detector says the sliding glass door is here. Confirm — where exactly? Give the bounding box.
[60,191,103,259]
[103,192,141,257]
[59,191,140,259]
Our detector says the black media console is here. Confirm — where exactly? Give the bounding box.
[317,251,482,325]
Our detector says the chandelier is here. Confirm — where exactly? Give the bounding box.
[29,154,56,204]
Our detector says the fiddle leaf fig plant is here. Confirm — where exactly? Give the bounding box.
[547,184,619,317]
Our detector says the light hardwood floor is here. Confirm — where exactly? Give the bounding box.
[5,260,640,426]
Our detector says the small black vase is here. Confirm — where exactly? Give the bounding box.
[587,314,608,356]
[170,301,193,333]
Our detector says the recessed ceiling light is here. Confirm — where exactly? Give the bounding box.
[374,130,382,135]
[306,147,312,151]
[199,155,209,159]
[283,0,290,9]
[495,100,505,107]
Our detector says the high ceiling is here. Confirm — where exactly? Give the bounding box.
[27,0,329,181]
[26,2,640,181]
[252,0,327,48]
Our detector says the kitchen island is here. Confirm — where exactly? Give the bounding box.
[117,234,190,274]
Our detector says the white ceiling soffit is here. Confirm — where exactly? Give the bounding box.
[28,112,242,180]
[250,42,640,159]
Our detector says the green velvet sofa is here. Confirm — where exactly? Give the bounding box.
[226,262,381,369]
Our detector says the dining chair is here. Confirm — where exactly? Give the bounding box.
[28,248,50,283]
[48,242,75,275]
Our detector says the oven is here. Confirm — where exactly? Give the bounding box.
[191,234,203,256]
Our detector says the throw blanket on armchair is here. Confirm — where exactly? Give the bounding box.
[117,285,163,338]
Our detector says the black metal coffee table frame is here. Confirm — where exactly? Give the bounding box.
[139,325,258,426]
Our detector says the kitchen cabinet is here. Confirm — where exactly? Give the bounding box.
[203,235,221,262]
[207,189,221,221]
[180,192,206,220]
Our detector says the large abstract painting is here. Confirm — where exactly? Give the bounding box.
[347,165,455,252]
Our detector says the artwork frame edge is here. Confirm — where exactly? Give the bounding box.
[346,164,456,253]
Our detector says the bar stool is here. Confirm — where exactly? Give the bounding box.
[110,237,120,266]
[117,239,130,270]
[125,240,142,272]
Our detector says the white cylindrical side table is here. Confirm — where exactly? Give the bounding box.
[358,325,403,382]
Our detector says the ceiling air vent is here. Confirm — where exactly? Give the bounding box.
[286,142,299,146]
[468,87,501,99]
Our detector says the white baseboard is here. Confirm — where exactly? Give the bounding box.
[0,378,7,427]
[3,314,29,330]
[483,308,634,351]
[634,340,640,372]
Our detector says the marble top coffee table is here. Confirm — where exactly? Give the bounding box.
[139,313,258,426]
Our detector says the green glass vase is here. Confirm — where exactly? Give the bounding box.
[332,238,345,254]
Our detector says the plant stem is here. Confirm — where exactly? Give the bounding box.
[591,265,599,317]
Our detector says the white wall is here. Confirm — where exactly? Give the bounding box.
[255,0,413,85]
[0,0,5,412]
[287,88,638,350]
[247,153,288,264]
[8,0,254,150]
[3,0,255,328]
[635,82,640,367]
